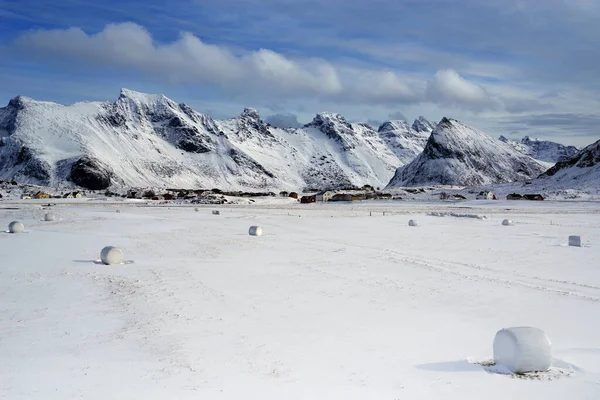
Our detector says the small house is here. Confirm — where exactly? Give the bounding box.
[63,192,74,199]
[289,192,298,199]
[523,194,544,201]
[300,195,316,204]
[476,191,496,200]
[279,191,289,197]
[507,193,522,200]
[33,191,50,199]
[351,195,362,201]
[163,193,174,200]
[20,194,32,200]
[379,193,393,200]
[72,191,83,199]
[315,191,333,202]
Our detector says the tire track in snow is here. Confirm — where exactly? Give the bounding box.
[317,239,600,303]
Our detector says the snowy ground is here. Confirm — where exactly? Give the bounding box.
[1,199,599,399]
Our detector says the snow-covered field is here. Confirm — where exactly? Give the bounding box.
[1,199,599,399]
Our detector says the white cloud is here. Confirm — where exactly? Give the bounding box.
[426,69,496,108]
[15,22,553,114]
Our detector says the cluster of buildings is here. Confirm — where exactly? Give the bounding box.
[298,190,392,203]
[20,191,83,200]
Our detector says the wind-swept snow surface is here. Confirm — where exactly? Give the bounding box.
[1,200,599,399]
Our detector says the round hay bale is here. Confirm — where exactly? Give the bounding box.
[249,226,263,236]
[493,327,552,374]
[502,219,513,226]
[408,219,418,227]
[8,221,25,233]
[194,207,200,212]
[44,212,55,221]
[100,246,125,265]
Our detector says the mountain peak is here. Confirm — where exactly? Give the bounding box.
[241,107,260,121]
[117,88,174,107]
[377,120,412,134]
[386,118,547,188]
[412,116,437,133]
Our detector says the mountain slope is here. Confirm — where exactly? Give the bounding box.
[537,139,600,188]
[0,90,428,191]
[499,135,579,163]
[411,116,437,133]
[386,118,548,188]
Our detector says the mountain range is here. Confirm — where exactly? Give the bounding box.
[0,89,594,192]
[0,89,431,191]
[499,135,579,164]
[386,118,548,188]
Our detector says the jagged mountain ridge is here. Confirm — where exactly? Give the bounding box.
[498,135,579,164]
[537,139,600,188]
[386,117,548,188]
[0,89,431,191]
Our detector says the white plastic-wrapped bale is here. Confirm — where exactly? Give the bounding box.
[44,212,55,221]
[493,327,552,374]
[8,221,25,233]
[408,219,418,227]
[100,246,125,265]
[212,210,220,215]
[249,226,263,236]
[569,235,581,247]
[502,219,513,226]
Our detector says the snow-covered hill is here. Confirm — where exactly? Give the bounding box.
[498,135,578,164]
[537,139,600,189]
[386,118,548,188]
[0,89,430,191]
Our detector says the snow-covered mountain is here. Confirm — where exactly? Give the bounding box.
[498,135,579,164]
[411,116,437,133]
[0,89,430,191]
[386,117,548,188]
[537,139,600,188]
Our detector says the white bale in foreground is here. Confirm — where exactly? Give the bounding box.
[212,210,220,215]
[569,235,581,247]
[493,327,552,373]
[8,221,25,233]
[408,219,418,227]
[44,212,55,221]
[502,219,513,226]
[100,246,125,265]
[249,226,263,236]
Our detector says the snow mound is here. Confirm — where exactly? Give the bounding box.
[428,211,487,220]
[493,327,552,374]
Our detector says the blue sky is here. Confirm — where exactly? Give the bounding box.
[1,0,599,146]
